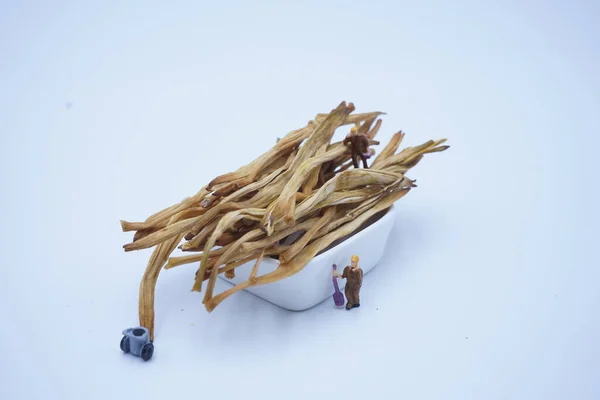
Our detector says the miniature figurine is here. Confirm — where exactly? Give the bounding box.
[343,127,379,169]
[120,326,154,361]
[332,255,363,310]
[331,264,345,307]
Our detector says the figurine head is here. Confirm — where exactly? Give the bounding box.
[350,255,359,267]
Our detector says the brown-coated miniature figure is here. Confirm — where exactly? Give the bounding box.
[333,255,363,310]
[343,126,376,169]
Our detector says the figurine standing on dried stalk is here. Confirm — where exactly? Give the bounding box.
[119,101,449,340]
[344,126,379,169]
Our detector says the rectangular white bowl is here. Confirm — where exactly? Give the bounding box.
[219,204,396,310]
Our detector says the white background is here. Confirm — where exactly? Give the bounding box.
[1,1,599,399]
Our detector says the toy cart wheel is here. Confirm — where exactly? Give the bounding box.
[140,342,154,361]
[120,336,130,353]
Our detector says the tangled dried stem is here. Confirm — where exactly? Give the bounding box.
[120,101,449,340]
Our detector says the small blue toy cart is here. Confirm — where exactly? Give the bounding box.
[120,327,154,361]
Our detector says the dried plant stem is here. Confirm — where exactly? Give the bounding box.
[371,131,405,169]
[266,146,349,229]
[207,118,324,189]
[279,207,336,263]
[124,203,243,252]
[122,186,210,232]
[139,232,185,341]
[121,101,449,339]
[249,249,266,281]
[166,245,230,269]
[264,102,355,228]
[193,208,266,292]
[213,229,265,270]
[240,217,321,254]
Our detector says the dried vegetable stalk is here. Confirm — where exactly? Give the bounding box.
[120,101,449,340]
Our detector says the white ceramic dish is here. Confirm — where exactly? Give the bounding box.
[219,204,397,310]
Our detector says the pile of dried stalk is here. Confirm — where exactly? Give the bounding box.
[120,101,448,340]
